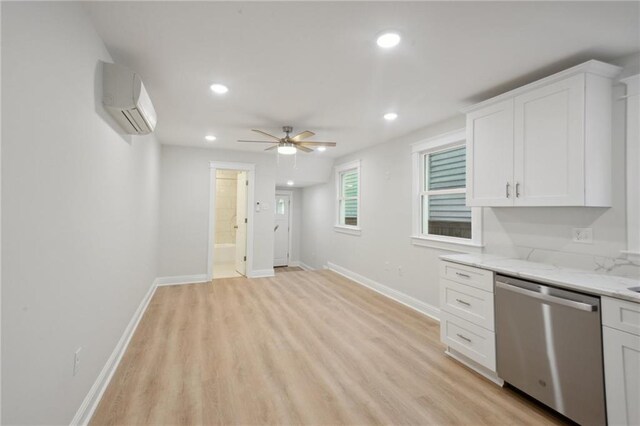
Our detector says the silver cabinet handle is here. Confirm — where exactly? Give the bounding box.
[496,281,598,312]
[516,182,521,198]
[455,298,471,306]
[456,333,472,343]
[274,225,279,232]
[506,182,510,198]
[455,272,471,279]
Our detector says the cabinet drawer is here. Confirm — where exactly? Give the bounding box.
[602,297,640,336]
[440,278,495,331]
[440,311,496,371]
[440,261,494,292]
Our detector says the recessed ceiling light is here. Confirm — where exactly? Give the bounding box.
[384,112,398,121]
[287,180,294,186]
[376,32,401,49]
[209,83,229,94]
[205,135,216,142]
[317,146,327,152]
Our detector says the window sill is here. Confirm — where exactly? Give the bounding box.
[410,235,484,253]
[334,225,362,236]
[620,250,640,261]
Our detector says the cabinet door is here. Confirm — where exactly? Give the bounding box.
[603,326,640,426]
[466,99,514,206]
[513,74,585,206]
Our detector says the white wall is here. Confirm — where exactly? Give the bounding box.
[159,145,277,277]
[1,3,160,424]
[300,62,639,312]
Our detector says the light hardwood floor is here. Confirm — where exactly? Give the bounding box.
[91,270,567,425]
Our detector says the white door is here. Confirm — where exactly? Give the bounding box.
[235,171,247,275]
[273,194,290,267]
[466,99,515,207]
[513,74,585,206]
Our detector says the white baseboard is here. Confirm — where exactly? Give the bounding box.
[326,262,440,322]
[248,268,275,278]
[71,278,158,426]
[289,261,314,271]
[156,274,208,286]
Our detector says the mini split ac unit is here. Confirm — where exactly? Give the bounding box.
[102,62,157,135]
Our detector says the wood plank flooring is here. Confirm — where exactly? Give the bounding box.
[90,270,567,425]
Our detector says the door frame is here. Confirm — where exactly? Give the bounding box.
[207,161,255,281]
[274,190,294,267]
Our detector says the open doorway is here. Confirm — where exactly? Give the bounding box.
[274,191,292,267]
[209,166,251,279]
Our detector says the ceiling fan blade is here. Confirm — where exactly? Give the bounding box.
[237,140,277,143]
[265,145,278,151]
[251,129,282,141]
[290,130,315,142]
[297,141,337,147]
[297,145,313,153]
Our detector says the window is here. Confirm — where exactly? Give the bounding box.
[412,130,482,249]
[423,146,470,238]
[335,160,361,235]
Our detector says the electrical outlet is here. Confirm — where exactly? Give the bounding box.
[572,228,593,244]
[73,347,82,376]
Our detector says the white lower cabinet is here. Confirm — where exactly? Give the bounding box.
[440,311,496,371]
[440,260,500,383]
[602,297,640,426]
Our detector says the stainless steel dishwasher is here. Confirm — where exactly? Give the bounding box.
[495,275,606,426]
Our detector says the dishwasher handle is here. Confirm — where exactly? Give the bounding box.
[495,281,598,312]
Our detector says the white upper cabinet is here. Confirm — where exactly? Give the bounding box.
[466,99,514,206]
[464,60,621,207]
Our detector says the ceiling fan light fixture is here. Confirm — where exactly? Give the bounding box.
[377,32,401,49]
[317,146,327,152]
[384,112,398,121]
[205,135,216,142]
[277,143,297,155]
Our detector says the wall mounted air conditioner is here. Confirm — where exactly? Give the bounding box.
[102,62,157,135]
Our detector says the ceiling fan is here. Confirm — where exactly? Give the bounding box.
[237,126,337,154]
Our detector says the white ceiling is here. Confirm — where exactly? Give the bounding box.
[86,1,639,158]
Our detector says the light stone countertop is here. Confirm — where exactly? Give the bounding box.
[440,253,640,303]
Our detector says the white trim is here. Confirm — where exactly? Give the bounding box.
[335,159,361,230]
[275,190,294,266]
[620,74,640,257]
[411,128,466,153]
[71,279,158,426]
[248,268,275,278]
[462,60,622,113]
[412,132,483,247]
[208,161,256,281]
[333,225,362,236]
[290,260,314,271]
[156,274,208,286]
[326,262,440,321]
[410,235,484,253]
[334,159,361,173]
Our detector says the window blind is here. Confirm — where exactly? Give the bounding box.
[342,170,358,222]
[427,147,466,190]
